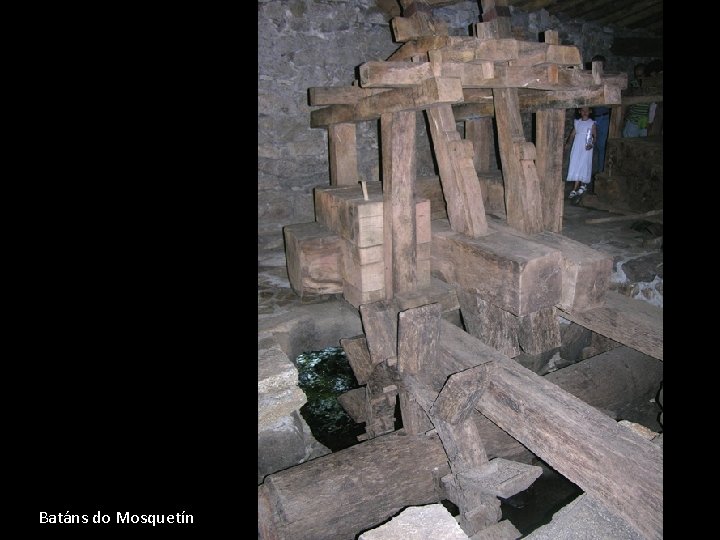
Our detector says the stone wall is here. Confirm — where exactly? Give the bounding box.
[258,1,661,244]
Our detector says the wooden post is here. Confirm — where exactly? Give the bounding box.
[492,87,544,234]
[328,123,358,186]
[609,104,623,139]
[465,117,496,173]
[425,105,488,237]
[535,109,565,232]
[476,359,662,539]
[381,111,418,299]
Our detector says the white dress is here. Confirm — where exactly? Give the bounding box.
[566,118,595,183]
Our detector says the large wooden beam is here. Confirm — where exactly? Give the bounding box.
[258,431,451,540]
[492,86,544,234]
[431,219,562,316]
[381,110,418,298]
[535,109,565,232]
[454,85,624,120]
[283,222,343,298]
[391,0,448,42]
[328,123,358,186]
[425,105,488,237]
[360,60,621,91]
[311,77,463,127]
[475,359,662,539]
[558,290,663,360]
[465,117,496,173]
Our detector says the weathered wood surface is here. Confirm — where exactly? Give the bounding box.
[415,175,448,220]
[392,0,448,43]
[534,108,565,232]
[558,290,663,360]
[426,105,488,237]
[258,431,451,540]
[314,185,431,249]
[546,346,663,417]
[517,307,561,355]
[457,290,560,357]
[393,276,461,313]
[340,335,374,385]
[534,231,612,312]
[398,388,434,435]
[486,218,613,313]
[465,117,496,173]
[310,77,463,127]
[359,59,621,92]
[431,219,562,316]
[492,87,544,234]
[360,300,399,364]
[308,86,391,106]
[454,85,622,119]
[457,458,542,500]
[431,364,488,424]
[283,222,343,298]
[362,362,399,440]
[475,359,662,540]
[456,289,520,357]
[328,123,358,186]
[337,387,367,423]
[382,110,418,297]
[397,302,441,374]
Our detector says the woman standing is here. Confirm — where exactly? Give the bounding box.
[564,107,596,200]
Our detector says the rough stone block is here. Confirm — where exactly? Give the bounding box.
[359,504,470,540]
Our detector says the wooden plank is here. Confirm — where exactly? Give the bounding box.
[328,123,358,186]
[465,117,496,173]
[433,417,490,473]
[492,87,544,234]
[535,231,613,312]
[456,289,520,358]
[258,431,451,540]
[398,388,434,435]
[535,109,565,232]
[397,303,442,374]
[558,290,663,360]
[308,86,392,106]
[337,387,367,423]
[416,175,448,220]
[431,364,489,424]
[311,77,463,128]
[362,362,399,439]
[383,110,418,296]
[391,0,448,43]
[475,359,662,540]
[386,35,454,61]
[360,300,399,365]
[426,105,488,237]
[457,458,542,499]
[431,219,562,316]
[585,209,662,224]
[283,222,343,298]
[361,60,607,90]
[454,85,623,120]
[340,335,374,385]
[517,307,561,355]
